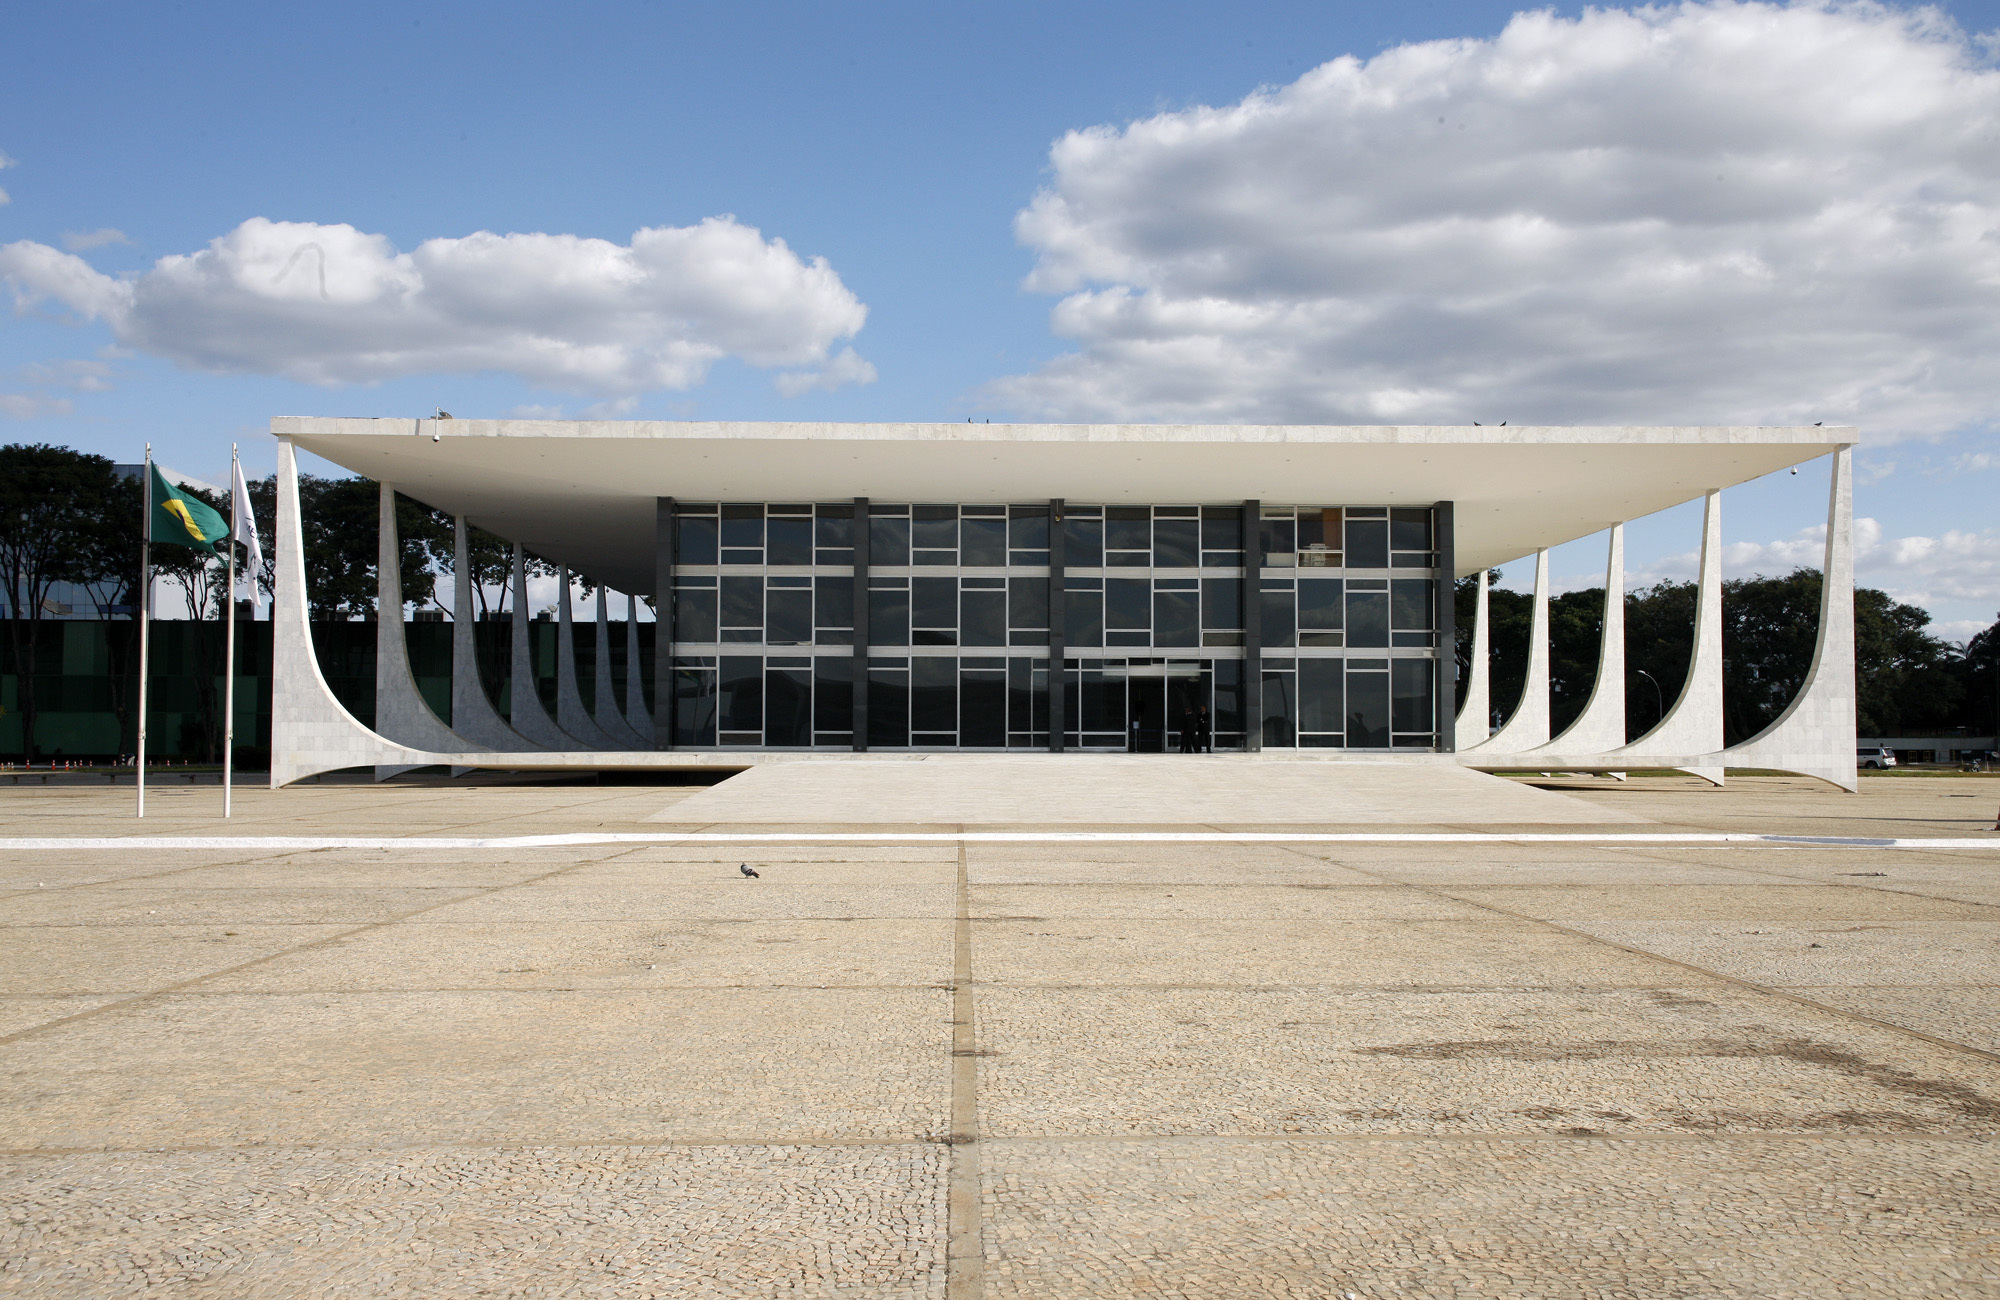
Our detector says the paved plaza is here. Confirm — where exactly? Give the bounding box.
[0,766,1996,1297]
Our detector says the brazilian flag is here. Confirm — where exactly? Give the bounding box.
[149,463,229,553]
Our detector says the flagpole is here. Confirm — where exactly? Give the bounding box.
[136,444,151,819]
[223,444,238,819]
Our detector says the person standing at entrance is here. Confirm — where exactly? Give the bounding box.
[1197,704,1213,753]
[1178,706,1197,754]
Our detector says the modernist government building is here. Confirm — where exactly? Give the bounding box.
[268,419,1859,789]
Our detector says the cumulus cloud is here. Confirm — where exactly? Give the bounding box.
[0,149,12,205]
[0,215,872,396]
[0,393,73,420]
[988,2,2000,436]
[60,228,130,252]
[775,346,878,397]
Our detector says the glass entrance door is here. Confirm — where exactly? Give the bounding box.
[1127,678,1165,751]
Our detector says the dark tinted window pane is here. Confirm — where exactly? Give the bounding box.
[962,671,1006,746]
[814,656,852,733]
[869,588,909,646]
[912,506,957,554]
[1105,507,1149,554]
[764,667,811,745]
[962,589,1006,645]
[720,504,762,550]
[1261,671,1295,747]
[1107,578,1150,631]
[1065,590,1104,646]
[719,656,762,732]
[1298,578,1344,630]
[676,515,718,566]
[1152,518,1198,567]
[1259,515,1295,559]
[1212,659,1244,736]
[867,670,907,746]
[870,516,910,566]
[815,576,853,630]
[720,577,763,631]
[1009,508,1049,552]
[672,668,716,746]
[1300,658,1344,733]
[1392,659,1433,733]
[766,587,811,645]
[1063,516,1102,567]
[1345,517,1389,568]
[767,516,811,565]
[1391,508,1432,551]
[913,577,957,631]
[815,507,853,549]
[1201,508,1243,555]
[674,589,717,643]
[1259,589,1296,648]
[1202,578,1243,630]
[1009,576,1049,630]
[1297,508,1342,554]
[1347,591,1389,647]
[912,657,957,733]
[1153,590,1198,646]
[961,518,1006,566]
[1391,579,1435,630]
[1080,669,1121,731]
[1347,669,1389,747]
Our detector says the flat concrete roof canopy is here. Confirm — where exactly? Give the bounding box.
[276,418,1848,592]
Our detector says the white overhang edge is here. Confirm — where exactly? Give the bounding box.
[275,418,1849,593]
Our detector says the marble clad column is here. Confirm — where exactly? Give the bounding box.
[268,440,443,787]
[1616,490,1723,785]
[1535,524,1627,755]
[1725,448,1859,791]
[553,570,622,750]
[1468,552,1554,754]
[507,544,581,749]
[1452,569,1490,751]
[594,589,650,749]
[448,517,540,752]
[624,591,653,745]
[373,483,485,779]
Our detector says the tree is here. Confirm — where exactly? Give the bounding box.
[0,445,128,761]
[243,474,451,620]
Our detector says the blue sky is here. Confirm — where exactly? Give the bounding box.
[3,0,1997,634]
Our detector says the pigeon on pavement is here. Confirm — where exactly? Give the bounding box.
[739,864,760,878]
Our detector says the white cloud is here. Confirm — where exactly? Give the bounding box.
[0,393,74,419]
[0,215,872,397]
[989,2,2000,437]
[774,346,878,397]
[60,228,130,252]
[0,148,11,205]
[19,358,113,392]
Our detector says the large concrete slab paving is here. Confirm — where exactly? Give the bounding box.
[649,754,1648,826]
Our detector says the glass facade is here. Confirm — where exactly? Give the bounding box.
[664,501,1445,752]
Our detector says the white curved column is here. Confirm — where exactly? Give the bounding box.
[594,590,650,749]
[1467,550,1550,754]
[1453,569,1490,750]
[1535,525,1626,755]
[507,544,580,748]
[625,591,654,745]
[554,569,622,750]
[1726,447,1858,791]
[269,441,453,787]
[1615,490,1723,784]
[448,517,540,752]
[374,483,485,779]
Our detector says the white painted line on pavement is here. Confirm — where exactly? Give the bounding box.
[0,833,1995,850]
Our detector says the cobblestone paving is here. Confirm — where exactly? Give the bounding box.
[0,775,1996,1297]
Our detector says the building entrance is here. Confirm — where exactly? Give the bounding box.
[1125,668,1209,752]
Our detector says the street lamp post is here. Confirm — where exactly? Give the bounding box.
[1636,669,1666,729]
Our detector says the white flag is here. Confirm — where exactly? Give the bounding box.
[231,459,264,603]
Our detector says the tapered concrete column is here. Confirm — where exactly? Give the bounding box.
[1469,551,1550,753]
[594,590,649,749]
[549,571,619,749]
[269,440,444,786]
[1453,569,1494,750]
[1537,524,1627,755]
[449,517,540,752]
[1726,448,1859,791]
[624,591,653,744]
[1433,502,1457,752]
[374,483,483,777]
[1617,490,1723,783]
[508,544,577,749]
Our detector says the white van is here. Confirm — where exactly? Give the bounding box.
[1857,747,1897,770]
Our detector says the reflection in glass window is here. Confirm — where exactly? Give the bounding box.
[814,657,852,737]
[867,665,908,747]
[721,576,763,642]
[1107,578,1150,631]
[1345,515,1389,568]
[1391,507,1432,552]
[1261,669,1295,747]
[1300,658,1344,736]
[1154,590,1198,647]
[1298,579,1344,630]
[870,512,910,566]
[912,658,957,735]
[719,656,762,735]
[1201,577,1242,631]
[1153,515,1198,568]
[1009,507,1050,562]
[766,514,811,565]
[1201,507,1243,564]
[1065,583,1104,647]
[1259,583,1295,648]
[675,587,717,643]
[961,584,1006,646]
[672,664,716,746]
[1346,664,1389,747]
[676,514,718,566]
[1393,659,1434,739]
[1063,513,1103,567]
[765,584,811,645]
[961,516,1006,566]
[868,582,909,647]
[765,664,811,745]
[1347,590,1389,648]
[1009,577,1048,637]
